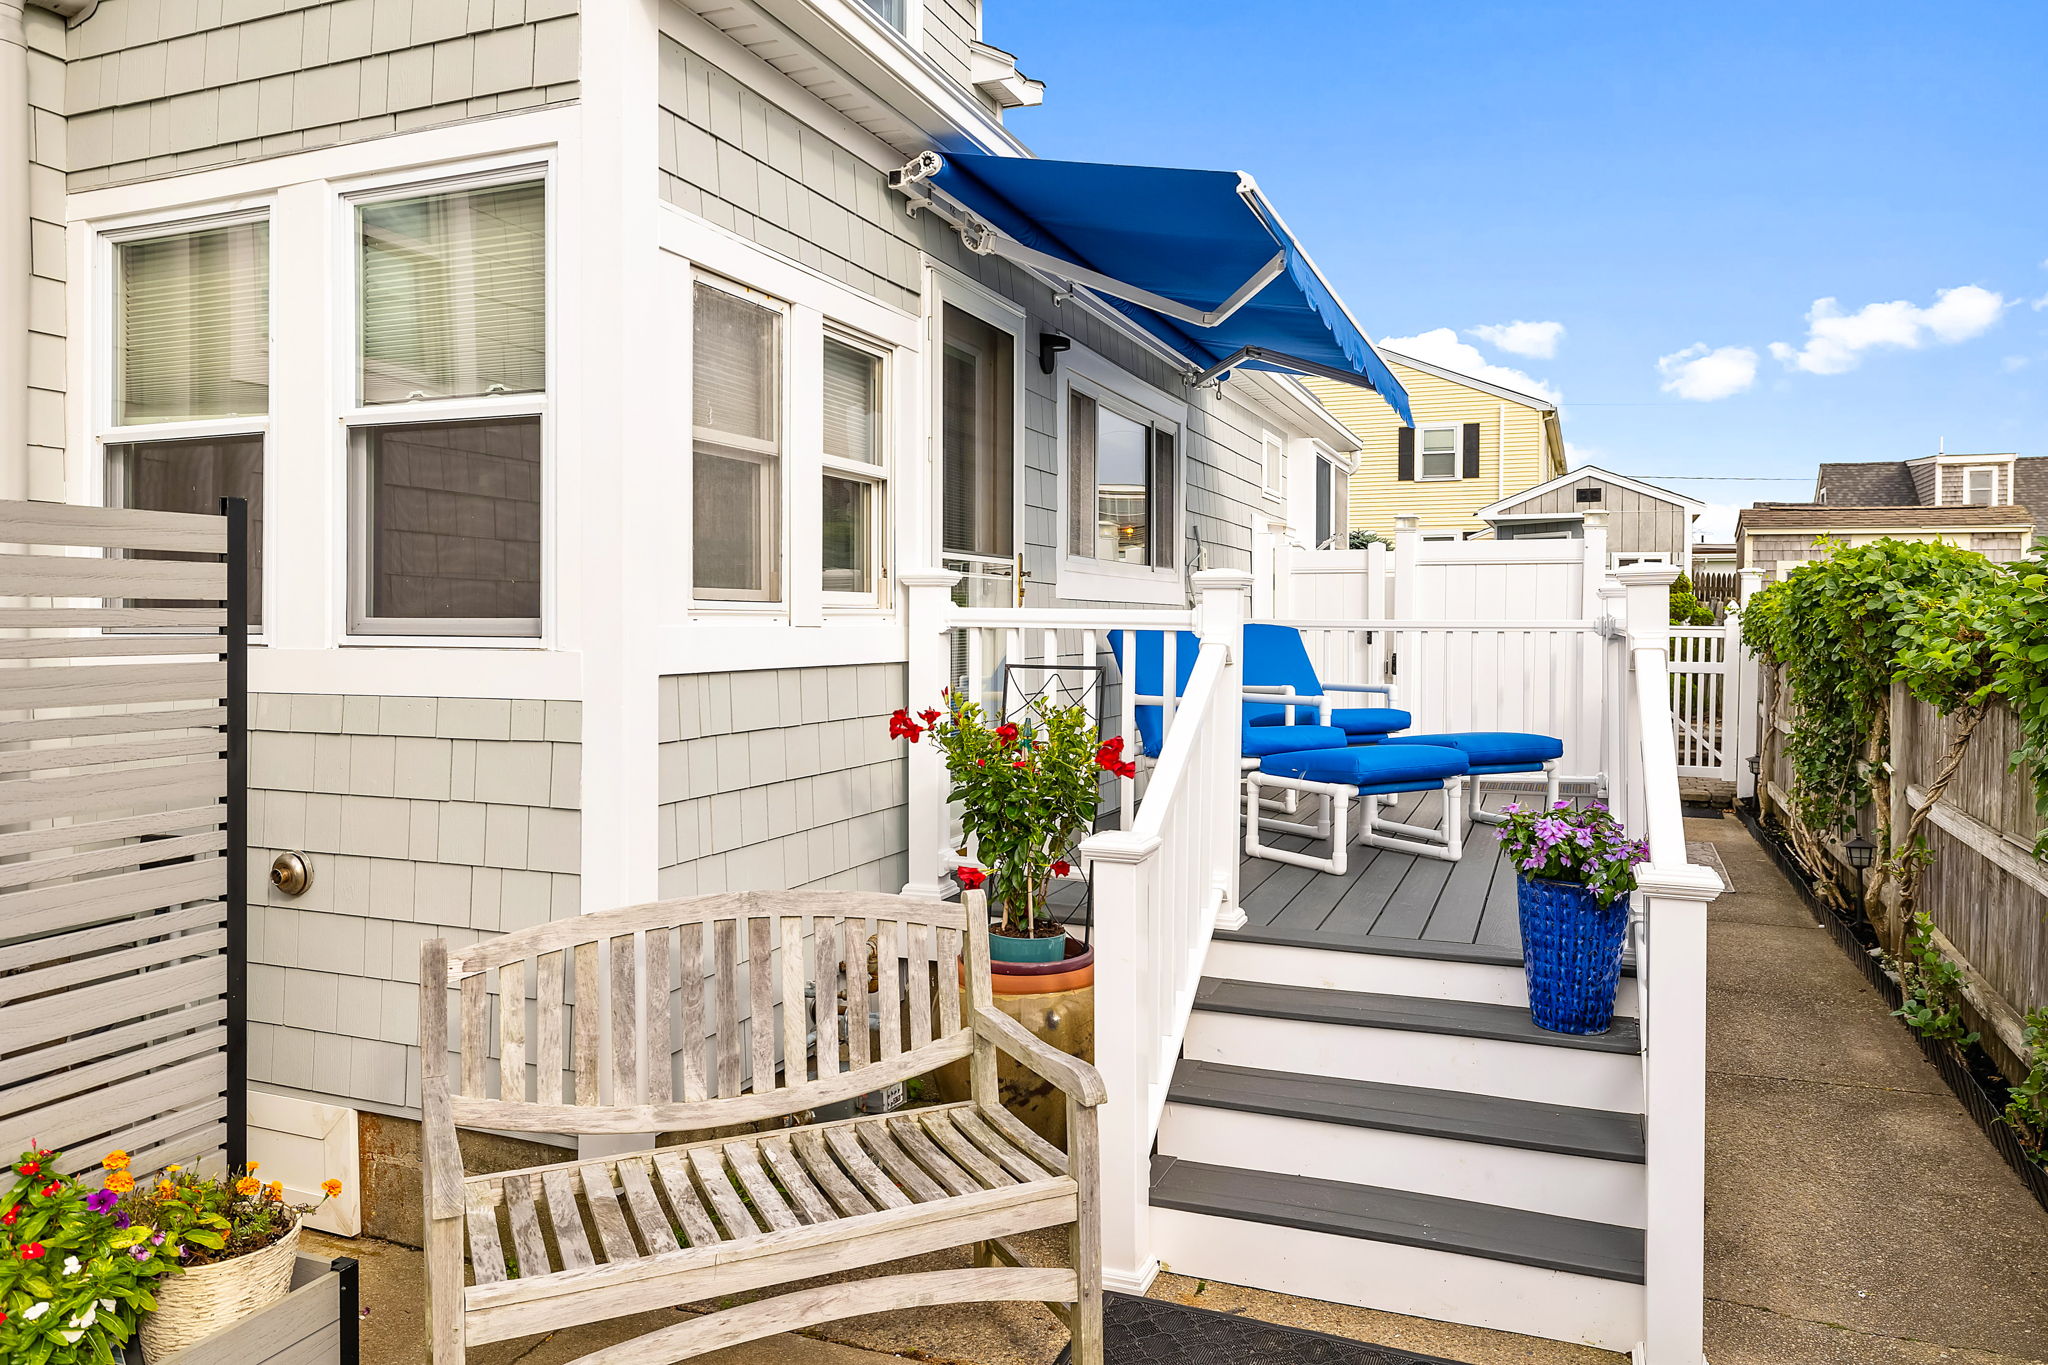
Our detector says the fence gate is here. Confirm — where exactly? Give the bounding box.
[0,498,247,1178]
[1669,623,1737,780]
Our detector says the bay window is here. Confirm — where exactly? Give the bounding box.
[103,216,270,626]
[347,174,547,637]
[692,279,783,602]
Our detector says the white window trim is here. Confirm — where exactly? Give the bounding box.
[1312,441,1351,549]
[92,205,276,642]
[926,263,1027,597]
[1055,341,1188,606]
[1260,429,1286,499]
[1416,423,1461,482]
[819,327,892,609]
[335,156,555,645]
[1961,465,1999,506]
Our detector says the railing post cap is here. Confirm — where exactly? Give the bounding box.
[1077,830,1164,863]
[897,568,963,589]
[1394,512,1420,528]
[1613,564,1682,587]
[1582,508,1610,527]
[1635,861,1724,899]
[1737,566,1764,580]
[1191,569,1253,589]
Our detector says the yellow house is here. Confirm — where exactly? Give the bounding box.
[1303,348,1566,539]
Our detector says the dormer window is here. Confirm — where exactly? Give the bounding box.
[1963,467,1997,505]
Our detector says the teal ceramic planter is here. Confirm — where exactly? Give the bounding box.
[988,927,1068,964]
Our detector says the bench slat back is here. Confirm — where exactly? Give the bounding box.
[424,890,975,1136]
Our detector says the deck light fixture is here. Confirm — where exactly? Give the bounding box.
[1845,834,1876,870]
[1746,753,1760,777]
[1039,332,1071,374]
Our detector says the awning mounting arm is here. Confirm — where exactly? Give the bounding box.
[1192,345,1384,394]
[890,154,1287,330]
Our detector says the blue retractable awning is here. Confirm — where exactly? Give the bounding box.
[893,150,1411,425]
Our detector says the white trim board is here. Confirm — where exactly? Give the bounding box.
[247,1091,361,1237]
[1377,346,1557,412]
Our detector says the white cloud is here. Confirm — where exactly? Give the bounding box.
[1468,319,1565,359]
[2003,355,2031,373]
[1656,343,1759,401]
[1563,441,1600,469]
[1379,327,1560,403]
[1768,285,2007,375]
[1694,502,1740,541]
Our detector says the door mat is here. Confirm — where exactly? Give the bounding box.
[1054,1293,1475,1365]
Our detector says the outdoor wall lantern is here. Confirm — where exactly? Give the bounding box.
[1746,753,1760,777]
[1039,332,1072,374]
[1845,834,1876,870]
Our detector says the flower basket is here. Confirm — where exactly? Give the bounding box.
[1517,877,1630,1035]
[139,1219,301,1363]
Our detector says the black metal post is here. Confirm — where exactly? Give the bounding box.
[222,496,249,1171]
[330,1257,361,1365]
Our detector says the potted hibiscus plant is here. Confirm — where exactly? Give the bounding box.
[889,691,1125,965]
[0,1147,171,1365]
[1497,801,1650,1035]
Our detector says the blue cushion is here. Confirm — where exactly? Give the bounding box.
[1258,743,1469,787]
[1241,724,1349,758]
[1107,629,1202,758]
[1380,731,1563,768]
[1246,705,1411,736]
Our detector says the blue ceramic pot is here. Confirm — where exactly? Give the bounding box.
[1516,876,1629,1035]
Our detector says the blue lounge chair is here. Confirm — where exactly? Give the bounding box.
[1241,623,1411,741]
[1378,730,1564,823]
[1107,630,1469,872]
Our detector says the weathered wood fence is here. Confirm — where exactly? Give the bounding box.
[1758,660,2047,1080]
[0,498,247,1177]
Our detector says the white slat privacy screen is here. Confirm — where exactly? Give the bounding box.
[0,499,247,1180]
[359,180,546,405]
[117,221,270,425]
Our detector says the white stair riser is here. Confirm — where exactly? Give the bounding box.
[1158,1103,1647,1228]
[1206,940,1640,1017]
[1152,1207,1644,1353]
[1183,1011,1644,1114]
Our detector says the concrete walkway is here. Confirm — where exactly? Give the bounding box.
[1693,814,2048,1364]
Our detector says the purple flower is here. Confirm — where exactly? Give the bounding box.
[1553,800,1572,810]
[85,1189,118,1214]
[1501,803,1521,815]
[151,1233,165,1245]
[113,1212,131,1230]
[129,1245,151,1262]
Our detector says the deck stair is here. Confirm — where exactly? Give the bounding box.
[1146,817,1651,1352]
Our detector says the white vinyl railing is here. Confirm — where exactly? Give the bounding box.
[1613,567,1724,1365]
[902,570,1248,1293]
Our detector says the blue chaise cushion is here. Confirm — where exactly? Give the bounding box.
[1380,731,1563,771]
[1241,724,1349,758]
[1258,742,1469,788]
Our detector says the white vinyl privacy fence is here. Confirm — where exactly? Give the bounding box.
[0,498,247,1178]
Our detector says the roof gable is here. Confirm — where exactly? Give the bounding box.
[1476,465,1703,520]
[1376,348,1557,411]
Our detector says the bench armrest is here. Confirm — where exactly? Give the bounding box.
[972,1007,1108,1108]
[421,1074,466,1221]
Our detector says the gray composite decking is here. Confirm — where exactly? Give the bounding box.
[1236,788,1528,957]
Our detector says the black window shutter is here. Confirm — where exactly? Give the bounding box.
[1396,426,1415,481]
[1461,423,1481,479]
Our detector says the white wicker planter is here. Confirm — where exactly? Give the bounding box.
[139,1222,301,1364]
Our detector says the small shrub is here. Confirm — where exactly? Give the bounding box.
[2002,1007,2048,1165]
[1668,572,1715,626]
[1883,912,1980,1046]
[1347,529,1389,549]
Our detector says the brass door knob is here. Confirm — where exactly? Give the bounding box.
[270,852,312,897]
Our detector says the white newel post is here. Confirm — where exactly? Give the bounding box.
[1732,567,1764,800]
[1081,826,1161,1294]
[1597,577,1629,813]
[1391,513,1419,619]
[1615,566,1676,838]
[899,569,960,899]
[1195,569,1251,931]
[1581,510,1611,616]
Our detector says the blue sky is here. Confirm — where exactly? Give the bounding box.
[988,1,2048,538]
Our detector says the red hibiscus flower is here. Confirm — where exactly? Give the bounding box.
[1052,860,1071,877]
[918,708,941,724]
[956,866,988,890]
[19,1242,44,1261]
[994,723,1020,746]
[886,709,924,743]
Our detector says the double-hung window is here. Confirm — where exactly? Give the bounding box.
[1418,425,1459,480]
[1067,385,1177,569]
[1314,451,1350,548]
[692,278,784,603]
[1962,467,1997,505]
[103,216,270,627]
[821,335,887,600]
[1260,431,1286,498]
[347,174,547,637]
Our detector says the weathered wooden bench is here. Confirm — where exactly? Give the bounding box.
[418,889,1104,1364]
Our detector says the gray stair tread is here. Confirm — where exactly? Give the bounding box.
[1149,1156,1646,1284]
[1169,1059,1645,1163]
[1194,977,1641,1055]
[1220,922,1639,976]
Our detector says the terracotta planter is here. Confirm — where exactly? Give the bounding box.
[140,1221,301,1363]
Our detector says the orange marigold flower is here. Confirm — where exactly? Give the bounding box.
[234,1177,260,1197]
[264,1182,283,1201]
[320,1179,343,1199]
[156,1181,176,1198]
[102,1150,130,1172]
[103,1172,135,1194]
[245,1162,259,1174]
